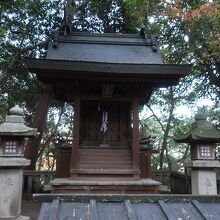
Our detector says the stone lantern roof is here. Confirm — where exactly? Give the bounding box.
[0,105,38,137]
[175,110,220,143]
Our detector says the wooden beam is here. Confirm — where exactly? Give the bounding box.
[24,84,53,170]
[55,146,71,178]
[145,151,152,178]
[67,94,147,102]
[132,99,140,174]
[25,58,192,76]
[70,168,140,175]
[120,106,125,145]
[70,97,80,177]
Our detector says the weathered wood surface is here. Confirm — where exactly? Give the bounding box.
[140,150,152,178]
[24,84,52,170]
[56,147,159,180]
[70,97,80,177]
[25,58,191,77]
[55,146,71,178]
[23,170,55,195]
[132,99,140,173]
[80,102,131,145]
[68,148,139,178]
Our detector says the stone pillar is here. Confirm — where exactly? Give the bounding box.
[0,159,30,219]
[186,160,220,195]
[0,105,37,219]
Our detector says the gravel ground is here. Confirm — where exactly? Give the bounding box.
[21,200,41,220]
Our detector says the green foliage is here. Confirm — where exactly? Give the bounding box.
[37,102,74,171]
[0,0,219,170]
[137,0,220,169]
[0,0,64,119]
[75,0,143,33]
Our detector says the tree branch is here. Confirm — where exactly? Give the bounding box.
[37,102,65,160]
[6,39,49,72]
[146,104,165,132]
[177,144,190,163]
[20,39,49,53]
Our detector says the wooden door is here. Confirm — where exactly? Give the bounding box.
[80,101,131,148]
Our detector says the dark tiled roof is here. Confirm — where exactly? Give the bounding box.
[35,194,220,220]
[47,32,163,65]
[24,32,191,86]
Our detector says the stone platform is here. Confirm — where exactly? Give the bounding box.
[51,178,161,194]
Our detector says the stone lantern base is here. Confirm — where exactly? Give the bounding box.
[191,170,217,195]
[0,158,30,220]
[186,160,220,195]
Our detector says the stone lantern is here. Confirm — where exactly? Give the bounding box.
[0,105,37,220]
[175,110,220,195]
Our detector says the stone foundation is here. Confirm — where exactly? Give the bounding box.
[51,178,161,194]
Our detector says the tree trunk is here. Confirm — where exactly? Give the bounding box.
[159,87,175,170]
[24,84,53,170]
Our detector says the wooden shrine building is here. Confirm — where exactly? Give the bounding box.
[25,30,191,193]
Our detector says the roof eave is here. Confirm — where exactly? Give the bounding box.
[24,57,192,76]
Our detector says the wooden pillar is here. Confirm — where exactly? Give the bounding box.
[56,146,71,178]
[119,106,125,145]
[24,84,53,170]
[145,151,152,178]
[70,97,80,177]
[132,99,140,174]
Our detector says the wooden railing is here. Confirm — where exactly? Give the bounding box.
[170,171,191,194]
[23,170,55,195]
[152,170,170,186]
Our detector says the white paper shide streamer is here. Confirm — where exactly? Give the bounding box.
[101,111,108,133]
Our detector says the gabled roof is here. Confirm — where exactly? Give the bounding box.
[46,32,163,64]
[24,32,191,85]
[24,31,191,103]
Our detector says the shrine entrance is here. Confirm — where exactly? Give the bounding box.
[70,97,140,179]
[72,100,135,180]
[80,101,131,149]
